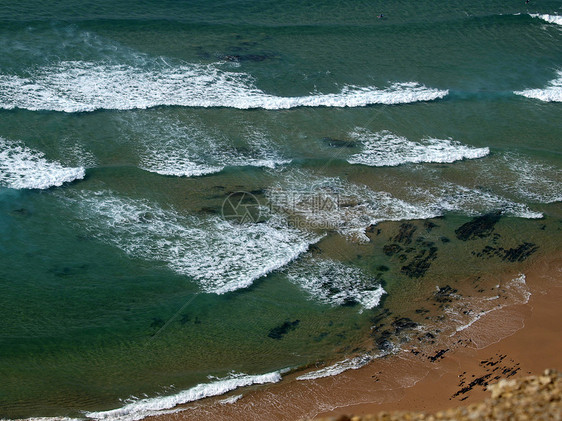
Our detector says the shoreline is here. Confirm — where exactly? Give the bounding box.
[150,252,562,421]
[315,254,562,419]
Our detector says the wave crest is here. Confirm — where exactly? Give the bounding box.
[0,137,85,189]
[0,61,448,112]
[347,129,489,167]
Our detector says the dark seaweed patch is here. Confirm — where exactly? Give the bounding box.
[401,246,438,278]
[150,318,165,329]
[383,244,402,256]
[473,242,538,262]
[455,211,502,241]
[428,348,449,362]
[394,223,417,245]
[268,319,300,340]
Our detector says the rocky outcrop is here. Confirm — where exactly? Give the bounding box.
[315,369,561,421]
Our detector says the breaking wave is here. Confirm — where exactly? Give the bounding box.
[0,61,448,112]
[0,137,85,190]
[514,70,562,102]
[347,129,489,167]
[85,371,281,421]
[64,190,318,294]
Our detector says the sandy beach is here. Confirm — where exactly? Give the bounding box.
[151,253,562,421]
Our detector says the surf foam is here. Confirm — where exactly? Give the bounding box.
[0,137,85,189]
[285,257,385,310]
[347,129,489,167]
[529,13,562,26]
[268,171,439,242]
[504,155,562,203]
[85,371,281,421]
[65,190,318,294]
[268,169,542,243]
[296,355,373,381]
[408,181,543,220]
[0,61,448,112]
[117,114,290,177]
[514,70,562,102]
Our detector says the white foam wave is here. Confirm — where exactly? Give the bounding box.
[514,70,562,102]
[285,257,385,310]
[347,129,489,167]
[0,137,85,189]
[268,170,542,243]
[411,182,543,219]
[268,171,438,242]
[66,190,318,294]
[121,115,290,177]
[504,155,562,203]
[217,394,243,405]
[529,13,562,26]
[85,371,281,421]
[296,355,373,381]
[0,61,448,112]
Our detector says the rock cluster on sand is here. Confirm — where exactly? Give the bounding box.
[315,369,561,421]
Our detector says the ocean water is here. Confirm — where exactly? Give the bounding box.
[0,0,561,419]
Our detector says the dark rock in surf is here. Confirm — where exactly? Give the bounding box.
[391,317,418,333]
[434,285,458,303]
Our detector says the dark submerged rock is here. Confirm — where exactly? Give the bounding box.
[428,348,449,362]
[321,137,357,148]
[455,211,502,241]
[394,223,417,245]
[268,319,300,340]
[502,242,539,262]
[401,246,438,278]
[383,244,402,256]
[391,317,418,333]
[434,285,458,303]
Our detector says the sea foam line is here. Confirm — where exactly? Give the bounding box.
[296,355,374,381]
[84,371,281,421]
[529,13,562,26]
[0,137,85,190]
[0,61,448,112]
[514,70,562,102]
[347,129,489,167]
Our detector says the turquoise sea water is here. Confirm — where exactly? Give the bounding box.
[0,1,561,419]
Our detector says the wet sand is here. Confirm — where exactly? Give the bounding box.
[152,254,562,421]
[316,254,562,419]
